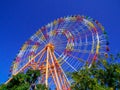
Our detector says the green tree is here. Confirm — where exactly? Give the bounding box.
[71,64,110,90]
[0,69,48,90]
[71,53,120,90]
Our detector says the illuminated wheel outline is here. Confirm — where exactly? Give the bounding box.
[9,15,109,90]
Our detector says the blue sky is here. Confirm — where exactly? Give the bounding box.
[0,0,120,84]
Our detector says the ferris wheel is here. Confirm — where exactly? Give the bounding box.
[9,15,109,90]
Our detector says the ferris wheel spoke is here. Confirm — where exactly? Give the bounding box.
[14,47,46,75]
[74,42,93,46]
[39,33,48,44]
[54,49,65,56]
[34,35,46,45]
[54,50,77,72]
[66,53,85,63]
[62,58,78,72]
[55,46,66,50]
[54,42,67,46]
[58,55,78,72]
[55,49,85,70]
[74,31,93,40]
[70,48,91,53]
[52,52,71,86]
[49,23,54,42]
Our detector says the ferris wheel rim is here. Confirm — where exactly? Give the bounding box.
[9,15,109,89]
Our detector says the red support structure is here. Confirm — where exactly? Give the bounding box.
[6,43,71,90]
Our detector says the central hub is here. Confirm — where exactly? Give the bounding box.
[46,43,54,52]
